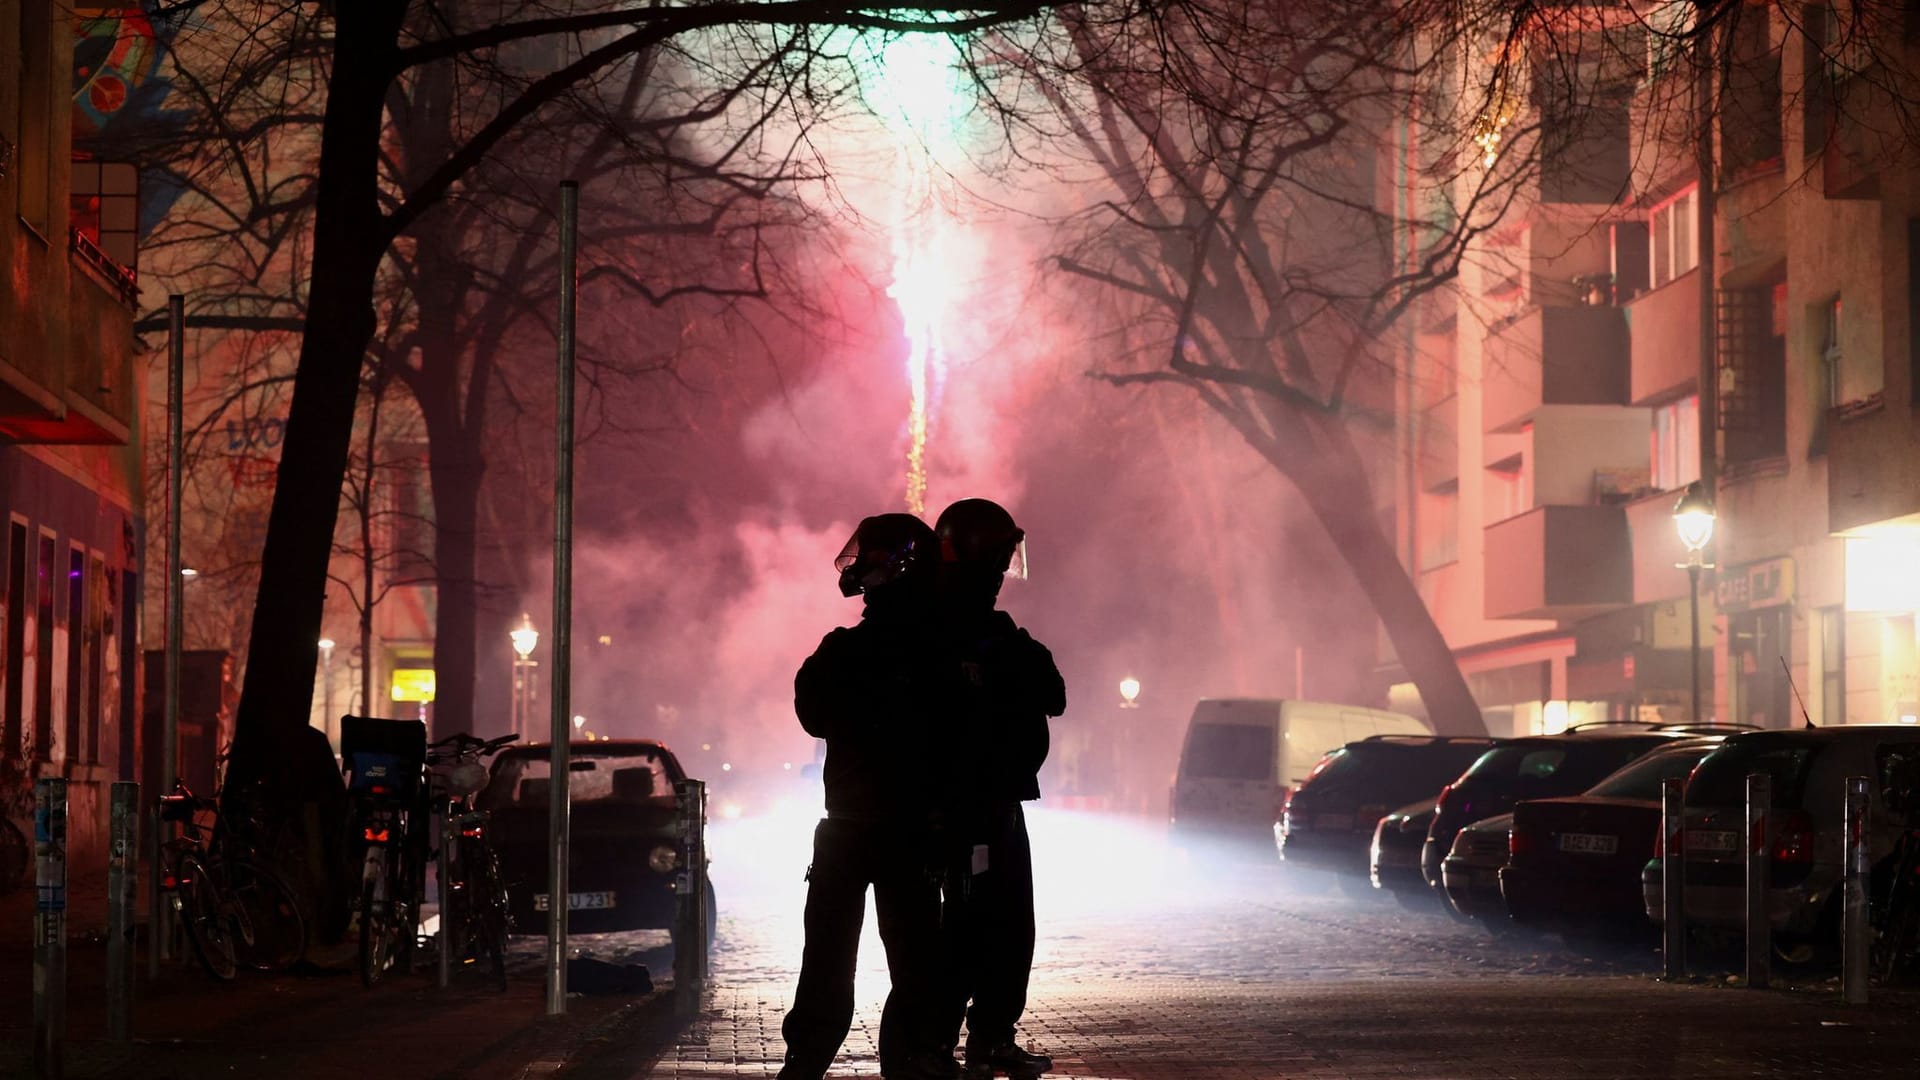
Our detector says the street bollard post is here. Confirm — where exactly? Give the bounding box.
[437,804,452,990]
[1746,771,1771,989]
[1661,776,1685,980]
[108,782,138,1042]
[1843,775,1870,1005]
[673,778,708,1015]
[34,778,68,1080]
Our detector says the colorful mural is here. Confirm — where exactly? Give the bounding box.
[72,8,189,237]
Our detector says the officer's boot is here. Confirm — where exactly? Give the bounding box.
[882,1048,962,1080]
[963,1042,1051,1080]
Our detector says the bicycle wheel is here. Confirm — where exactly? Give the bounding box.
[474,847,510,992]
[177,854,238,981]
[225,860,308,972]
[360,856,396,987]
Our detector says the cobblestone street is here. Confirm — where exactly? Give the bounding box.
[585,809,1920,1079]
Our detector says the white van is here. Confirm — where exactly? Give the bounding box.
[1170,698,1433,838]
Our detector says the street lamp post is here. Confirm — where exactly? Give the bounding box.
[318,638,336,749]
[511,613,539,740]
[1674,482,1717,725]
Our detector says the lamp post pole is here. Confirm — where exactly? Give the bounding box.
[319,638,336,747]
[1674,482,1717,726]
[1687,563,1702,725]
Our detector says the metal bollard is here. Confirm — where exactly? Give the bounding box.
[673,778,708,1014]
[1843,775,1870,1005]
[1746,772,1771,989]
[34,778,68,1079]
[108,782,138,1042]
[1661,777,1685,980]
[437,805,452,990]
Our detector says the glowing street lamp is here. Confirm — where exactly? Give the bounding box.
[511,613,540,740]
[571,714,587,740]
[318,637,337,747]
[1673,482,1717,724]
[1119,676,1141,709]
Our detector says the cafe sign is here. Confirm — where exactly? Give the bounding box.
[1716,556,1795,614]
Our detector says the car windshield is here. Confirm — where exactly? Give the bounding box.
[1184,724,1272,782]
[1584,746,1716,801]
[1462,738,1662,795]
[1688,740,1817,808]
[481,749,675,808]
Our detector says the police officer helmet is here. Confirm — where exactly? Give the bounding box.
[933,498,1028,580]
[834,513,936,597]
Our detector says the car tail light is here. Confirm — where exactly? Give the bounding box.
[1509,825,1537,857]
[161,873,178,890]
[363,827,390,843]
[1653,822,1684,858]
[461,826,485,839]
[370,785,389,796]
[1772,811,1815,865]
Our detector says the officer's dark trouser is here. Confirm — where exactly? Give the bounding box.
[942,802,1036,1052]
[780,817,945,1079]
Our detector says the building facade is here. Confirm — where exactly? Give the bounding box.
[2,0,144,882]
[1396,4,1920,736]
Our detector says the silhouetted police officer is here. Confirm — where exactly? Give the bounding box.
[779,514,962,1080]
[933,498,1065,1080]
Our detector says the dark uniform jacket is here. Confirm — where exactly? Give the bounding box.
[946,607,1066,807]
[795,595,963,824]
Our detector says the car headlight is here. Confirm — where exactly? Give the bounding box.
[648,845,680,874]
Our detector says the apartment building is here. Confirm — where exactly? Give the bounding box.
[2,0,144,880]
[1396,4,1920,736]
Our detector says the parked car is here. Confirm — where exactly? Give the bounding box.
[1501,738,1726,939]
[1171,698,1432,851]
[1280,735,1498,879]
[1440,812,1515,927]
[1423,726,1701,892]
[1641,725,1920,955]
[1372,800,1441,906]
[481,740,715,952]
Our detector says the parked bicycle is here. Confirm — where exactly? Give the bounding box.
[343,715,431,987]
[430,732,519,990]
[1872,758,1920,981]
[158,781,309,980]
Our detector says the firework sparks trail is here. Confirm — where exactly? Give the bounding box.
[868,31,967,515]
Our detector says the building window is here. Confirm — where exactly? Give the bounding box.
[4,521,25,758]
[1645,0,1696,79]
[1419,482,1459,571]
[34,532,54,761]
[1821,607,1846,726]
[64,546,85,766]
[1486,455,1525,524]
[1650,186,1699,289]
[1651,395,1701,491]
[68,160,140,273]
[15,0,53,233]
[1718,283,1789,465]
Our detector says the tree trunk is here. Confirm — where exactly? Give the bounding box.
[227,7,407,793]
[1296,415,1482,734]
[425,432,483,738]
[1223,402,1484,735]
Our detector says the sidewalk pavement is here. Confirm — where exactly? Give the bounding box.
[0,877,687,1080]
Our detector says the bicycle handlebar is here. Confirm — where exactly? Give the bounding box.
[426,731,520,762]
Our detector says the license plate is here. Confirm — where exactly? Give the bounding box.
[1557,832,1618,855]
[534,891,615,911]
[1687,829,1738,855]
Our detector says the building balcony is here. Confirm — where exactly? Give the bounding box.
[1625,270,1699,405]
[1482,305,1629,434]
[0,234,136,444]
[1484,505,1632,621]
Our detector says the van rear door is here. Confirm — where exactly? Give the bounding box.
[1175,702,1280,827]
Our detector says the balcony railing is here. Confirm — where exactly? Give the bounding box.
[1482,305,1629,433]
